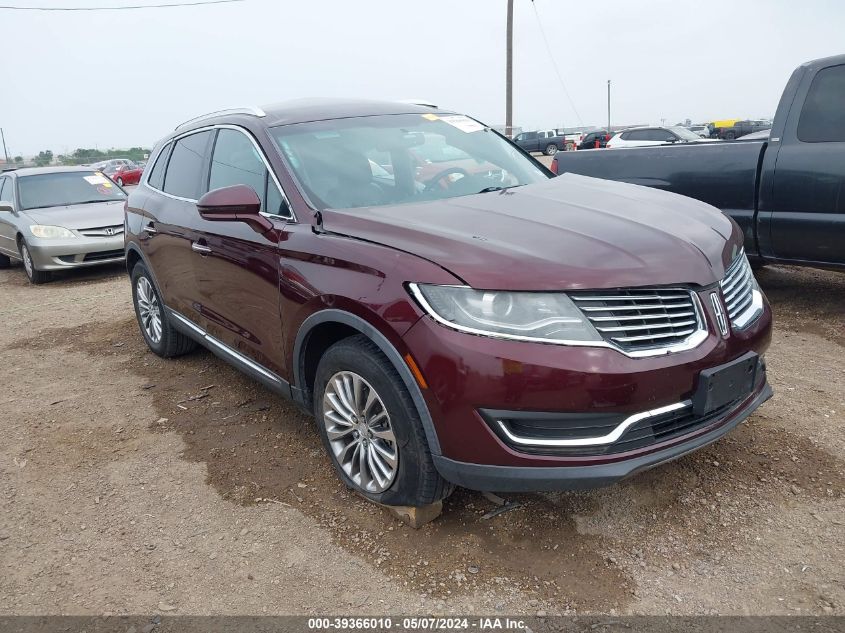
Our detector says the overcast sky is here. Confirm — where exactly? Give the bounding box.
[1,0,844,156]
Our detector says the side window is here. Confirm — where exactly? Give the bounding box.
[797,64,845,143]
[208,128,286,216]
[209,129,267,208]
[620,132,631,140]
[0,177,7,201]
[163,131,213,199]
[524,132,538,140]
[147,142,171,190]
[627,130,648,141]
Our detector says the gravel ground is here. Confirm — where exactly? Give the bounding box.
[0,260,842,617]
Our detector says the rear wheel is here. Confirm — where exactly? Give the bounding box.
[116,177,124,187]
[724,131,736,140]
[131,262,196,358]
[19,240,51,284]
[314,335,452,507]
[544,143,558,156]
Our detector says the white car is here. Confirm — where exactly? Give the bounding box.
[607,126,709,148]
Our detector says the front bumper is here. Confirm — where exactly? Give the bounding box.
[27,235,125,270]
[434,380,772,492]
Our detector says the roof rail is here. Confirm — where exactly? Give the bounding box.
[398,98,438,109]
[175,106,266,131]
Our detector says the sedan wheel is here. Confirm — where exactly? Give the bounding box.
[117,177,124,187]
[322,371,398,493]
[19,241,50,284]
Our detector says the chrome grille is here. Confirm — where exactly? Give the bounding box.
[720,254,755,324]
[78,225,124,237]
[570,288,704,353]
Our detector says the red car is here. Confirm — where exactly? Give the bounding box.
[124,100,772,507]
[106,163,143,187]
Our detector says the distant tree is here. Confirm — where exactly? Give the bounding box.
[33,150,53,167]
[13,156,23,164]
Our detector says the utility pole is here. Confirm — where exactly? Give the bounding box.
[505,0,514,137]
[0,128,9,164]
[607,80,611,133]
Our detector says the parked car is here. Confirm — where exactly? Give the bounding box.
[719,120,772,140]
[550,54,845,271]
[105,163,144,186]
[607,126,711,148]
[91,158,136,172]
[576,130,611,150]
[0,166,127,283]
[687,125,711,138]
[513,129,567,155]
[125,100,772,505]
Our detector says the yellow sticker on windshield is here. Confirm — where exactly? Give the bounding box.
[103,183,113,188]
[421,113,439,121]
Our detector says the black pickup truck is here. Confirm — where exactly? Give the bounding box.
[551,54,845,270]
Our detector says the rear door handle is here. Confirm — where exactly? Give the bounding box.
[191,242,212,255]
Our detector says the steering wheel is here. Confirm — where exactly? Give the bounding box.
[422,167,469,191]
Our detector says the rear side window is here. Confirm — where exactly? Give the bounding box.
[798,64,845,143]
[163,131,213,199]
[147,142,171,190]
[0,177,8,201]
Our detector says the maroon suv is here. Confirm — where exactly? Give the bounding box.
[124,100,772,507]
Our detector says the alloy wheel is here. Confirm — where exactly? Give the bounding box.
[136,276,162,343]
[21,244,33,278]
[322,371,398,493]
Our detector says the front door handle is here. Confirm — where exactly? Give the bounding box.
[144,223,157,234]
[191,242,212,255]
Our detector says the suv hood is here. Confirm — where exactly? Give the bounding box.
[320,174,741,291]
[23,200,125,230]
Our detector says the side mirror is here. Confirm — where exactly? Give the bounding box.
[0,201,13,213]
[197,185,273,234]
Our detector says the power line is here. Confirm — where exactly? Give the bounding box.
[529,0,583,126]
[0,0,243,10]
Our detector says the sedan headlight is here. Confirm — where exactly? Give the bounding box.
[409,283,602,343]
[30,225,76,239]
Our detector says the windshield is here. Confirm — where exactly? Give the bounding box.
[671,126,704,141]
[270,113,549,210]
[18,171,127,210]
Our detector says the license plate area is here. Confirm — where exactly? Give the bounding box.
[693,351,758,416]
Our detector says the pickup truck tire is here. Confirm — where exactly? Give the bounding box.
[723,131,737,140]
[314,335,453,507]
[544,143,559,156]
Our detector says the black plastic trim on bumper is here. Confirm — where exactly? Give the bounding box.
[433,382,773,492]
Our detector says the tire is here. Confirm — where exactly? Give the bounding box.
[130,262,196,358]
[116,177,124,187]
[724,131,736,140]
[544,143,558,156]
[313,335,453,507]
[19,240,51,284]
[0,252,10,269]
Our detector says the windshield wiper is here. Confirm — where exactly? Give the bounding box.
[476,184,524,194]
[75,199,123,205]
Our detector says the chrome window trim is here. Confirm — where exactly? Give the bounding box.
[167,309,284,386]
[496,401,691,447]
[408,283,709,359]
[143,124,296,222]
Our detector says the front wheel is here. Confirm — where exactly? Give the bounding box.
[19,240,51,284]
[314,335,452,507]
[544,143,558,156]
[116,177,124,187]
[131,262,196,358]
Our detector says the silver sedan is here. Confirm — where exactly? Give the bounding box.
[0,166,127,284]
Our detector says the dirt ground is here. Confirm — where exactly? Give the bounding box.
[0,260,843,617]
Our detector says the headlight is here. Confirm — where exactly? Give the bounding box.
[409,283,602,344]
[30,225,76,239]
